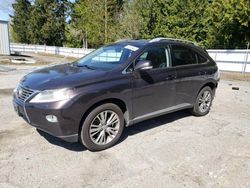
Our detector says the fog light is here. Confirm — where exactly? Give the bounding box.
[46,115,58,123]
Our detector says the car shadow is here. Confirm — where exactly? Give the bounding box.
[118,109,191,144]
[37,109,191,152]
[37,129,86,152]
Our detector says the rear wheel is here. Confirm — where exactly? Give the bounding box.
[80,103,124,151]
[190,86,213,116]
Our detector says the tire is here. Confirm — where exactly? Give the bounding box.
[80,103,124,151]
[190,86,213,116]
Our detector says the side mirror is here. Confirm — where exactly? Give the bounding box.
[134,60,153,71]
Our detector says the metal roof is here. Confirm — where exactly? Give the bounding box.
[0,20,9,23]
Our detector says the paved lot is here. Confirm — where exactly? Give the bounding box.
[0,65,250,187]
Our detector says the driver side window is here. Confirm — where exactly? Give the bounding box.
[135,46,171,69]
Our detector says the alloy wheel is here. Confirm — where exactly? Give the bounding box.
[89,110,120,145]
[198,90,212,113]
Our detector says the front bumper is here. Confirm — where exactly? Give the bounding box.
[13,96,79,142]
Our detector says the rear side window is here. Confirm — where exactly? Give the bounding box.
[196,52,210,64]
[171,45,197,66]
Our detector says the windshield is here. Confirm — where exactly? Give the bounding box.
[74,44,139,71]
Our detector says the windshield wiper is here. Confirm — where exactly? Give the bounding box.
[76,64,95,70]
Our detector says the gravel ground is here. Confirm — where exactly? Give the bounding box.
[0,52,76,66]
[0,52,76,90]
[0,67,33,90]
[0,65,250,187]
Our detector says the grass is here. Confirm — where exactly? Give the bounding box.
[37,52,78,61]
[0,59,50,66]
[0,59,11,64]
[0,53,77,66]
[220,71,250,81]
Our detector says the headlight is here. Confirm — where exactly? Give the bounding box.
[13,85,18,93]
[30,88,72,103]
[13,85,19,97]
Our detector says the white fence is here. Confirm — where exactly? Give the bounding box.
[10,43,94,58]
[207,49,250,73]
[10,43,250,73]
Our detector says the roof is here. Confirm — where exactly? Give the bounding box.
[115,39,148,47]
[0,20,9,24]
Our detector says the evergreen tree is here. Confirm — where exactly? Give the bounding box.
[10,0,32,43]
[10,0,250,49]
[119,0,210,44]
[119,0,249,49]
[66,0,123,48]
[118,0,143,39]
[204,0,250,48]
[156,0,210,46]
[29,0,69,46]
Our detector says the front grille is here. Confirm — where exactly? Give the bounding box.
[17,86,35,102]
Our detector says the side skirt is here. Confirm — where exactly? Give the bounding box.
[126,103,192,126]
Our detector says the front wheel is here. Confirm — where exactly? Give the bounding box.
[190,86,213,116]
[80,103,124,151]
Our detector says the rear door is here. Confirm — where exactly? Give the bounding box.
[131,45,177,121]
[170,44,210,105]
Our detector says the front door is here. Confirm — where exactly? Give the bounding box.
[131,45,176,121]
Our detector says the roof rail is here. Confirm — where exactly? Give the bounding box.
[149,37,198,46]
[115,39,131,43]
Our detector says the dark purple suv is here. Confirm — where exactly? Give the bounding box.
[13,38,219,151]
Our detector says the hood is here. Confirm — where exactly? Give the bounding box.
[20,63,107,90]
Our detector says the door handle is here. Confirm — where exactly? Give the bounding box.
[165,75,176,80]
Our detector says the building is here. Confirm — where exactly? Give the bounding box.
[0,20,10,55]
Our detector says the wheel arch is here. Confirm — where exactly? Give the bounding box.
[197,81,218,99]
[78,98,129,135]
